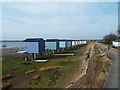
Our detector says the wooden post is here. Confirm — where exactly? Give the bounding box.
[46,51,48,55]
[32,53,37,60]
[53,50,55,54]
[57,49,59,52]
[25,54,28,61]
[34,54,37,59]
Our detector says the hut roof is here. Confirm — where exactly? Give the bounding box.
[23,38,44,42]
[58,39,67,41]
[46,39,59,41]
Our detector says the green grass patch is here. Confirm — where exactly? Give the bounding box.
[2,45,87,88]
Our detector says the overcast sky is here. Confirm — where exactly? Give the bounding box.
[1,2,118,40]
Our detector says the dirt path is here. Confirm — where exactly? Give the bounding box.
[71,42,110,88]
[69,42,96,88]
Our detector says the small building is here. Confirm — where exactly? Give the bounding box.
[59,39,67,48]
[80,41,82,45]
[75,40,78,46]
[77,40,81,45]
[45,39,59,50]
[24,38,45,53]
[66,40,72,47]
[83,41,87,44]
[72,40,76,46]
[80,40,85,45]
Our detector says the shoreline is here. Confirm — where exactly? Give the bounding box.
[1,47,25,57]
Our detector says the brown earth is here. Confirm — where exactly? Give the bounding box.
[71,43,111,88]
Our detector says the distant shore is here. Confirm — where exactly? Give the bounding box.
[0,40,23,42]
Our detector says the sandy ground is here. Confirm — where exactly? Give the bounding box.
[71,43,111,88]
[67,42,95,88]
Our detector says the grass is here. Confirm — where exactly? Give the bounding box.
[2,45,87,88]
[102,59,111,74]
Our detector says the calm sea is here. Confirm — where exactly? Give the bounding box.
[0,42,26,49]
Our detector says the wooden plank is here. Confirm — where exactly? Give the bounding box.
[53,54,75,56]
[34,60,48,63]
[17,51,26,53]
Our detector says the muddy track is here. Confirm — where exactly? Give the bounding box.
[70,43,105,88]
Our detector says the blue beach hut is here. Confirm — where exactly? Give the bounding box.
[75,40,78,46]
[45,39,59,50]
[59,39,67,48]
[24,38,45,53]
[66,40,72,47]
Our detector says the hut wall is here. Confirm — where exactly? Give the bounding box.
[45,42,57,50]
[26,42,39,53]
[59,41,66,48]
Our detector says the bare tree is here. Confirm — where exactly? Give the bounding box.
[103,33,118,44]
[117,29,120,35]
[117,26,120,38]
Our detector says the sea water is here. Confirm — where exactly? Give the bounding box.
[0,42,26,49]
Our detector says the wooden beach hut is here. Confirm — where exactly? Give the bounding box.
[45,39,59,50]
[59,39,67,48]
[23,38,45,60]
[75,40,78,46]
[80,40,84,45]
[66,40,72,47]
[77,40,81,45]
[80,41,82,45]
[80,40,87,45]
[72,40,76,47]
[83,41,87,44]
[24,38,45,53]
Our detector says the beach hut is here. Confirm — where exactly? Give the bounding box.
[23,38,45,60]
[75,40,78,46]
[80,40,84,45]
[83,41,87,44]
[80,41,82,45]
[45,39,59,50]
[24,38,45,53]
[72,40,76,46]
[59,39,67,48]
[77,40,81,45]
[66,40,72,47]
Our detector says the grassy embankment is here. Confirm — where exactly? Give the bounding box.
[93,45,111,88]
[2,45,87,88]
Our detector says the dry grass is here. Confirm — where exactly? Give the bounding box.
[39,66,62,72]
[0,74,12,80]
[25,69,36,74]
[2,82,11,89]
[10,67,17,70]
[95,72,106,88]
[32,75,40,80]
